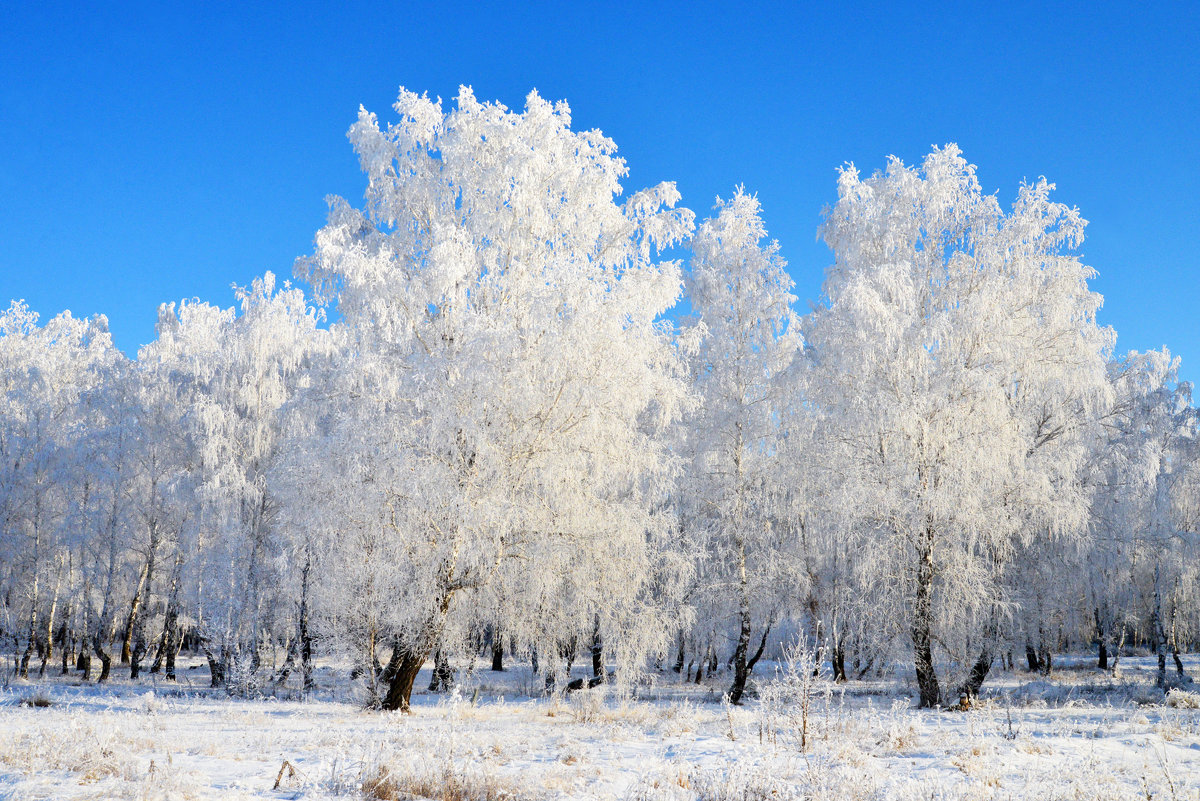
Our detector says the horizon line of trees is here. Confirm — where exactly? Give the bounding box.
[2,87,1197,711]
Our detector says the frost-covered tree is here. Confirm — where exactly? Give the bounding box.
[681,190,801,703]
[1084,350,1196,685]
[0,303,118,677]
[141,273,325,689]
[288,87,694,710]
[805,146,1112,705]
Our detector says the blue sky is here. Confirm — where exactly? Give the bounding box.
[2,1,1197,380]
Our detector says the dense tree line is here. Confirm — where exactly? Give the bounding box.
[2,89,1197,710]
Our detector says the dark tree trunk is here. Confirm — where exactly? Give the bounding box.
[381,648,426,712]
[1037,643,1052,676]
[832,642,847,683]
[912,529,940,708]
[1022,642,1041,671]
[151,556,182,677]
[130,636,147,680]
[163,617,179,681]
[673,633,685,674]
[959,649,993,699]
[18,637,33,678]
[1173,648,1186,678]
[727,606,752,705]
[204,646,225,688]
[1025,642,1041,673]
[57,609,71,676]
[491,630,504,672]
[38,636,50,677]
[530,646,538,676]
[590,616,603,679]
[746,621,771,673]
[1094,607,1108,670]
[78,633,92,681]
[298,556,314,690]
[149,621,169,675]
[94,638,112,683]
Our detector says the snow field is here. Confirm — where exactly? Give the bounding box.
[1,656,1197,800]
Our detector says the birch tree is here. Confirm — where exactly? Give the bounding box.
[682,190,801,703]
[806,146,1112,705]
[288,87,694,711]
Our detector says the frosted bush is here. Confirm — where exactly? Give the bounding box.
[1164,687,1200,709]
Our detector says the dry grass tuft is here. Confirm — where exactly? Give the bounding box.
[1164,687,1200,709]
[361,763,537,801]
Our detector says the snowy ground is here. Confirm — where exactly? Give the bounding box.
[1,654,1198,800]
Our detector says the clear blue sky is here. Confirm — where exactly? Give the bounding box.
[2,1,1197,381]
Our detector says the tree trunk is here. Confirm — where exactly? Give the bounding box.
[1025,641,1041,672]
[590,616,603,680]
[1094,607,1108,670]
[832,642,847,683]
[746,620,771,674]
[40,574,60,677]
[163,617,179,681]
[298,555,314,690]
[149,622,169,675]
[94,638,112,683]
[78,632,92,681]
[959,649,993,699]
[491,628,504,672]
[204,646,225,688]
[428,650,453,692]
[727,606,752,704]
[1037,642,1052,676]
[121,564,149,665]
[673,633,685,674]
[381,589,454,712]
[381,648,425,712]
[912,529,940,708]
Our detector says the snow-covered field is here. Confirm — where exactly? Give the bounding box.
[2,656,1198,800]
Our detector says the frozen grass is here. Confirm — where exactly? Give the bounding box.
[0,654,1197,800]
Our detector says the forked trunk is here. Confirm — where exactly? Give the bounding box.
[959,649,992,699]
